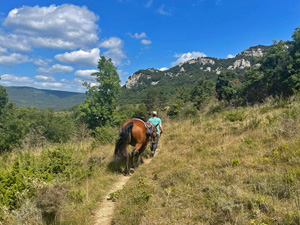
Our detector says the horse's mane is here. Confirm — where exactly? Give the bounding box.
[133,116,147,122]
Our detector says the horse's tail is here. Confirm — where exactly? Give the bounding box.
[114,122,133,159]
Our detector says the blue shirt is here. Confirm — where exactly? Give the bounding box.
[148,117,162,134]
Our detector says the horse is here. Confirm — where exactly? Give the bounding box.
[114,118,158,175]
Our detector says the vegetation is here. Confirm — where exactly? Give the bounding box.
[1,25,300,224]
[79,56,121,129]
[112,95,300,224]
[6,86,85,110]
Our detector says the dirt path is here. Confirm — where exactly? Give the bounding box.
[93,153,156,225]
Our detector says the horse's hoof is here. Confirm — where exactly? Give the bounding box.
[123,172,130,176]
[129,168,135,174]
[150,151,155,157]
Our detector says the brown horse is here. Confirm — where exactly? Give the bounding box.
[114,118,158,175]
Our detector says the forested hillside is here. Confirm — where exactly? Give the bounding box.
[119,45,269,105]
[6,87,85,110]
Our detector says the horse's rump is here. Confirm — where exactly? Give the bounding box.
[114,122,133,159]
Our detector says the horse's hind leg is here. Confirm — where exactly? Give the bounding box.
[131,143,143,169]
[124,145,130,176]
[138,145,147,165]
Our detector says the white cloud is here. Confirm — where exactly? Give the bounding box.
[0,47,7,54]
[0,74,33,86]
[0,53,30,66]
[227,54,235,58]
[157,4,172,16]
[159,67,168,71]
[145,0,153,8]
[171,51,206,66]
[99,37,122,49]
[75,69,98,79]
[34,82,64,88]
[34,75,55,82]
[2,4,99,50]
[55,48,100,66]
[99,37,129,66]
[37,64,74,74]
[128,32,147,39]
[32,58,52,67]
[0,31,32,52]
[141,39,152,45]
[1,74,31,82]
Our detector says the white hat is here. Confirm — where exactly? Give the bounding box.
[152,111,157,115]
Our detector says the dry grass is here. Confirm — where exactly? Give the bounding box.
[112,99,300,225]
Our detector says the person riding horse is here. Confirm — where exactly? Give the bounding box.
[148,111,163,156]
[114,117,158,175]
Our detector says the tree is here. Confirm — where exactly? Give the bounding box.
[190,78,215,109]
[0,84,8,114]
[216,71,240,102]
[79,56,121,129]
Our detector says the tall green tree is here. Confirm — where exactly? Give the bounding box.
[79,56,121,129]
[0,84,8,114]
[216,70,240,102]
[190,78,215,109]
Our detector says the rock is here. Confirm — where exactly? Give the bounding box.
[125,73,142,89]
[238,47,264,57]
[228,59,251,69]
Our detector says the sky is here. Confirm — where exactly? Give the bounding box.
[0,0,299,92]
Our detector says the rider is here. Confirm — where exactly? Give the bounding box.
[148,111,163,156]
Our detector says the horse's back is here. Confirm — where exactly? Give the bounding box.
[123,119,147,144]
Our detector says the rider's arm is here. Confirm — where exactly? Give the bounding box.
[159,123,163,134]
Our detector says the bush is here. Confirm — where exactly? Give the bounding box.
[93,126,118,145]
[226,111,246,122]
[36,184,68,224]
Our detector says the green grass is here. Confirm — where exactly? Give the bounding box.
[112,98,300,225]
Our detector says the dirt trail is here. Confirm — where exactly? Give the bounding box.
[93,153,156,225]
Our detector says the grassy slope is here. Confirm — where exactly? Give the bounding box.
[112,98,300,224]
[0,140,120,225]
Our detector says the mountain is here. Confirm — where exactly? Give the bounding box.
[6,86,85,110]
[119,45,269,105]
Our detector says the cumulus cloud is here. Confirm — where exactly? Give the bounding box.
[0,47,7,54]
[32,58,52,67]
[171,51,206,66]
[34,82,64,88]
[159,67,168,71]
[141,39,152,45]
[34,75,55,82]
[128,32,147,39]
[99,37,122,49]
[2,4,99,50]
[227,54,236,58]
[0,74,33,86]
[0,31,32,52]
[99,37,129,66]
[75,69,98,80]
[0,53,30,66]
[37,64,74,74]
[55,48,100,66]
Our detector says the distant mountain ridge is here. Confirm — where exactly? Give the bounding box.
[119,45,269,105]
[6,86,85,110]
[4,45,270,109]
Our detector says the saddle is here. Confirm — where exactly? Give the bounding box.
[132,118,155,136]
[145,122,155,136]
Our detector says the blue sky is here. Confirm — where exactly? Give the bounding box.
[0,0,299,92]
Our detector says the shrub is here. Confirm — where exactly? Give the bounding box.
[226,111,246,122]
[93,126,118,145]
[36,184,68,224]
